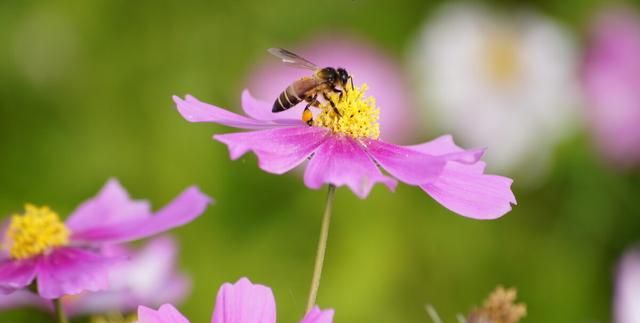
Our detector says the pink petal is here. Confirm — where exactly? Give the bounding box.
[214,126,329,174]
[71,186,212,244]
[36,247,120,299]
[241,90,302,122]
[300,307,334,323]
[420,162,516,219]
[407,135,516,219]
[66,179,152,236]
[174,95,296,129]
[0,290,52,312]
[405,135,463,155]
[304,137,397,199]
[0,258,38,294]
[211,277,276,323]
[66,236,190,316]
[138,304,190,323]
[365,140,447,185]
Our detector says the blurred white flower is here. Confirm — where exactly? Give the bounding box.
[409,3,580,184]
[615,247,640,323]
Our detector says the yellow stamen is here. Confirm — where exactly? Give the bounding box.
[314,83,380,139]
[5,204,70,260]
[484,31,520,85]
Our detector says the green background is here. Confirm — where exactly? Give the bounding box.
[1,0,639,322]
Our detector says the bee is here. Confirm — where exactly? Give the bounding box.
[268,48,351,126]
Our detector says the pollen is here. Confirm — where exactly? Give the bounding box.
[5,204,70,260]
[314,83,380,139]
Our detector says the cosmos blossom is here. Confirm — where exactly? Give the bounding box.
[0,179,211,299]
[0,236,190,315]
[174,78,515,219]
[410,2,579,182]
[138,278,334,323]
[582,8,640,168]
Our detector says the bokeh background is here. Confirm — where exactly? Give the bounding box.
[1,0,639,322]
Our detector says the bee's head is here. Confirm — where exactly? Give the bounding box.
[337,68,349,87]
[319,67,338,84]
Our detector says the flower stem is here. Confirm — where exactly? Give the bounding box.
[306,184,336,313]
[54,298,68,323]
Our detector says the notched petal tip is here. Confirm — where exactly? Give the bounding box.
[421,163,517,220]
[212,277,276,323]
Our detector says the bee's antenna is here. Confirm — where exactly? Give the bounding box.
[348,76,354,90]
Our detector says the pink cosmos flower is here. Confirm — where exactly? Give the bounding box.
[583,8,640,167]
[174,76,515,219]
[246,34,418,143]
[138,277,334,323]
[0,236,190,315]
[0,179,211,299]
[614,247,640,323]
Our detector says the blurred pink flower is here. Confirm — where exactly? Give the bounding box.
[246,34,417,143]
[138,277,334,323]
[583,8,640,167]
[0,236,190,316]
[174,79,515,219]
[0,179,211,299]
[614,247,640,323]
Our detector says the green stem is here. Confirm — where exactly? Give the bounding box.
[306,184,336,313]
[54,298,68,323]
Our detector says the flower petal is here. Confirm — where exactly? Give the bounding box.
[420,162,516,219]
[214,126,329,174]
[365,140,447,185]
[407,135,516,219]
[174,95,292,129]
[211,277,276,323]
[300,307,334,323]
[406,135,463,155]
[71,186,212,244]
[36,247,120,299]
[304,137,397,198]
[241,89,302,122]
[66,236,190,316]
[66,179,152,235]
[406,135,485,163]
[0,258,37,294]
[0,290,52,312]
[138,304,190,323]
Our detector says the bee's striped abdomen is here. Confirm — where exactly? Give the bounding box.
[272,86,302,112]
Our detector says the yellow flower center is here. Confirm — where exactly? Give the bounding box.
[314,83,380,139]
[5,204,70,260]
[484,31,520,86]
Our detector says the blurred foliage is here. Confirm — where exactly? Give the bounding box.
[0,0,639,322]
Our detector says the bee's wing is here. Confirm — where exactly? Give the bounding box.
[268,48,318,70]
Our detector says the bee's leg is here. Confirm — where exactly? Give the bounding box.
[331,86,344,100]
[321,92,342,117]
[348,76,354,90]
[302,94,317,126]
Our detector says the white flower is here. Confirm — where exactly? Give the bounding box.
[615,248,640,323]
[409,3,580,184]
